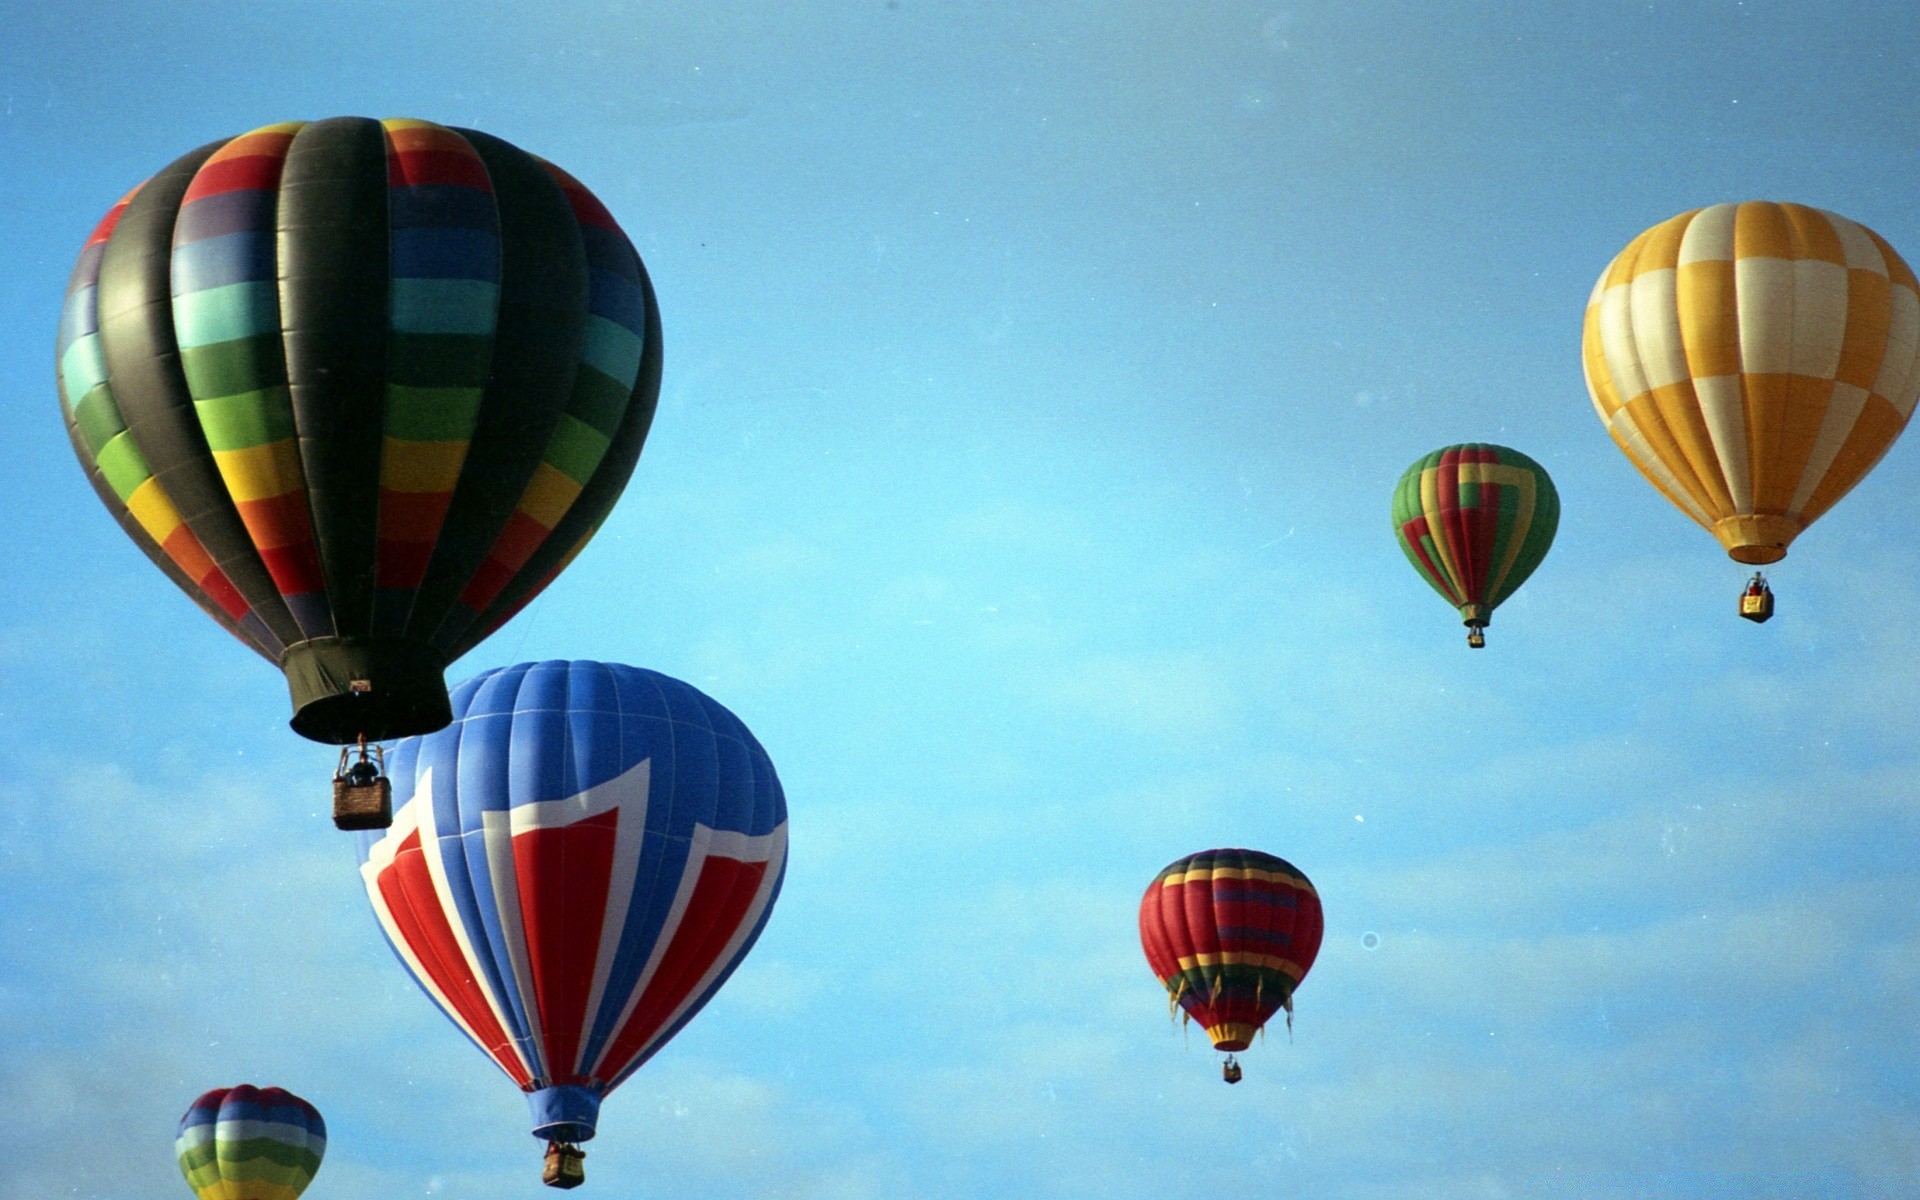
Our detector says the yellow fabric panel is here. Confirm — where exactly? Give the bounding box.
[1636,212,1691,276]
[1771,375,1839,514]
[124,477,184,544]
[1674,258,1741,378]
[207,122,303,163]
[380,438,468,493]
[1783,204,1847,265]
[518,460,585,529]
[1603,225,1654,288]
[1733,201,1794,261]
[1790,384,1870,514]
[1418,468,1467,599]
[1801,394,1904,523]
[1623,393,1723,519]
[382,117,470,155]
[1605,419,1702,526]
[1174,952,1307,974]
[211,439,304,503]
[1742,372,1794,513]
[1651,382,1734,515]
[1161,865,1314,890]
[1839,270,1891,389]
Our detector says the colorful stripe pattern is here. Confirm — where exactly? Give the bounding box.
[175,1084,326,1200]
[1138,848,1323,1052]
[355,661,787,1143]
[57,118,659,736]
[1584,202,1920,565]
[435,160,651,649]
[1392,443,1559,633]
[58,186,283,655]
[374,118,501,634]
[171,122,332,640]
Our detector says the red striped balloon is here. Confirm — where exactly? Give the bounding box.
[1138,848,1323,1054]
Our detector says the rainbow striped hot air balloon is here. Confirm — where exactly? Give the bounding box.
[175,1085,326,1200]
[57,118,661,748]
[1391,443,1559,647]
[1582,202,1920,618]
[1138,848,1324,1083]
[355,660,788,1188]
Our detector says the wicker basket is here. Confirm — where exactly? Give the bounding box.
[542,1143,586,1189]
[332,776,392,831]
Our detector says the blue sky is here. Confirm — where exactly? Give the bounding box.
[5,2,1920,1197]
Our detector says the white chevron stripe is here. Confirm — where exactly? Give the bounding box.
[576,759,654,1078]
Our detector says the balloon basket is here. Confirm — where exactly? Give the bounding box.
[1221,1055,1243,1085]
[1466,624,1486,649]
[1739,573,1774,624]
[543,1142,586,1189]
[332,740,392,831]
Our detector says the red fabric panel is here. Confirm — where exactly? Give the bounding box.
[378,830,531,1086]
[596,858,768,1076]
[389,148,494,191]
[181,154,285,202]
[511,810,620,1081]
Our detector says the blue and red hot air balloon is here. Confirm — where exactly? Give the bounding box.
[355,660,787,1188]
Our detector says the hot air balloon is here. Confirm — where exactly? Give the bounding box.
[1138,848,1323,1083]
[56,118,662,759]
[1391,444,1559,647]
[175,1085,326,1200]
[1583,202,1920,618]
[355,660,788,1189]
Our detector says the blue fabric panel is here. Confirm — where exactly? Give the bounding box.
[171,231,276,293]
[391,225,501,281]
[174,187,275,244]
[389,183,498,231]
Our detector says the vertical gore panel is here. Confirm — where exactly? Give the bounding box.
[446,271,660,661]
[407,129,589,639]
[279,117,391,637]
[95,140,304,649]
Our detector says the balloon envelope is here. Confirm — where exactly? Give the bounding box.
[1392,443,1558,639]
[1138,848,1323,1052]
[57,119,662,743]
[355,661,788,1145]
[175,1085,326,1200]
[1583,202,1920,564]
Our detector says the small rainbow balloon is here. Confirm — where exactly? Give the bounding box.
[175,1085,326,1200]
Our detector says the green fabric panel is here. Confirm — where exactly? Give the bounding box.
[95,431,154,500]
[388,332,493,388]
[194,388,299,451]
[178,1137,322,1179]
[541,413,612,483]
[384,385,485,441]
[1390,454,1457,606]
[178,335,289,401]
[72,384,127,456]
[566,363,632,436]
